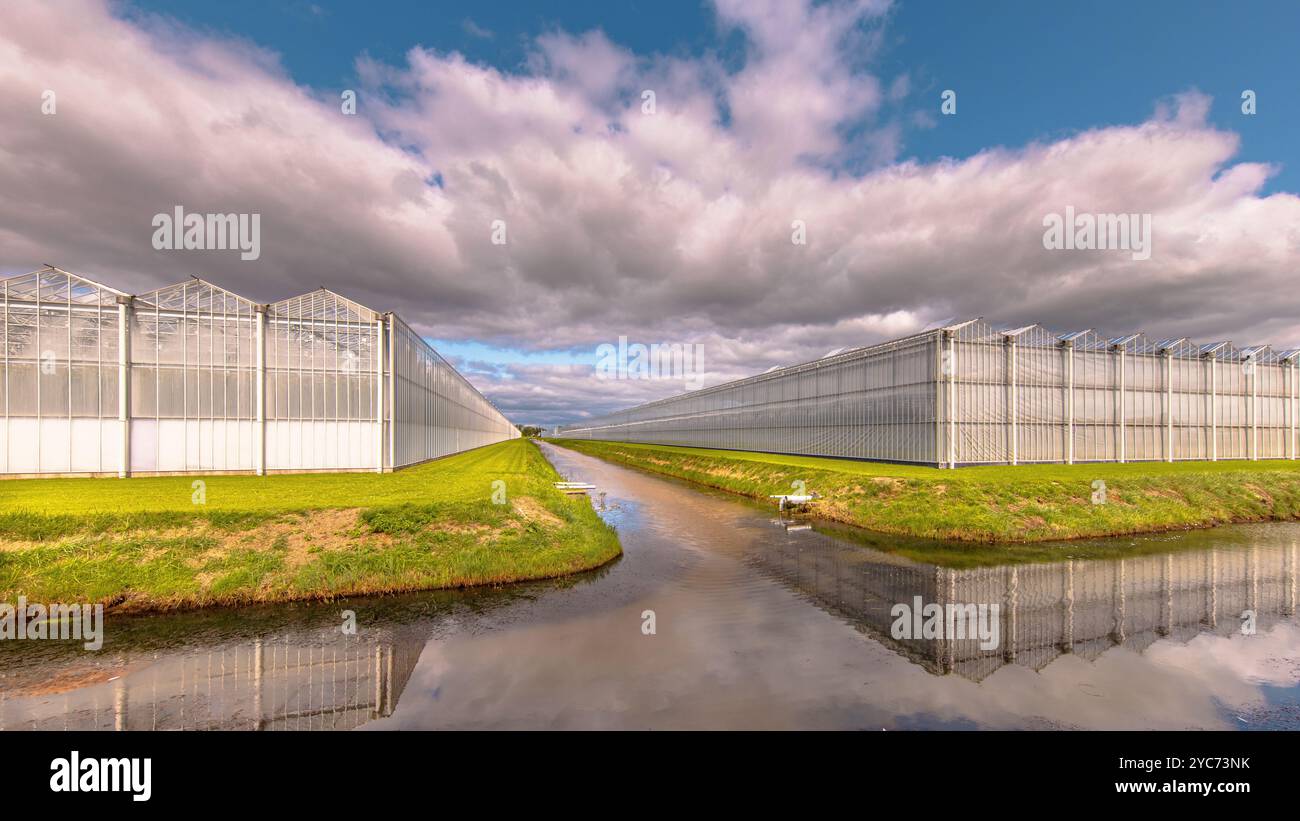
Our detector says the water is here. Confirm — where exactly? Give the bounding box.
[2,442,1298,730]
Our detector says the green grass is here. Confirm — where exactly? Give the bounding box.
[548,438,1300,543]
[808,517,1264,569]
[0,440,621,611]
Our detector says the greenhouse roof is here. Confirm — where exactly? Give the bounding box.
[0,269,386,323]
[136,277,258,313]
[0,266,128,305]
[271,288,382,323]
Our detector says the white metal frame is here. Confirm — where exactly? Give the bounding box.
[0,269,517,477]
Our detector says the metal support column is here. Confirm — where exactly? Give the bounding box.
[1210,356,1218,461]
[254,305,266,475]
[116,295,132,477]
[947,331,957,469]
[1250,356,1258,460]
[934,332,943,467]
[1284,361,1294,462]
[1117,347,1126,464]
[1008,338,1017,465]
[387,313,396,472]
[374,317,384,473]
[1064,341,1074,465]
[1165,351,1173,463]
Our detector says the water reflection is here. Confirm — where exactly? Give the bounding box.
[754,520,1298,681]
[0,614,434,731]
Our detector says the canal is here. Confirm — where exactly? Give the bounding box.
[2,442,1298,730]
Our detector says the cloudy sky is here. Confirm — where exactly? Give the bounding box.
[2,0,1298,427]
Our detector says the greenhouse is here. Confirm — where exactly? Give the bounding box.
[556,318,1300,467]
[0,267,517,477]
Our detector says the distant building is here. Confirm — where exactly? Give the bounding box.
[557,319,1300,467]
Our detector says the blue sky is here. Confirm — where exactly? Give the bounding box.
[130,0,1299,192]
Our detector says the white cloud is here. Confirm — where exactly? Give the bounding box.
[2,0,1298,426]
[461,18,493,40]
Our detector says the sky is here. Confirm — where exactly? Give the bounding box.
[2,0,1299,426]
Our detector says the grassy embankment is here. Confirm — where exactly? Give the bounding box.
[0,439,620,613]
[549,439,1300,543]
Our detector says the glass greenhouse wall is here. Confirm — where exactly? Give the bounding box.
[0,267,517,477]
[265,288,382,472]
[557,318,1300,467]
[389,314,521,466]
[558,328,942,464]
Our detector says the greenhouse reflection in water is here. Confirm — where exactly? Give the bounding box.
[3,521,1294,730]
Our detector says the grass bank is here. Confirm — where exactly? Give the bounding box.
[0,440,620,612]
[548,439,1300,543]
